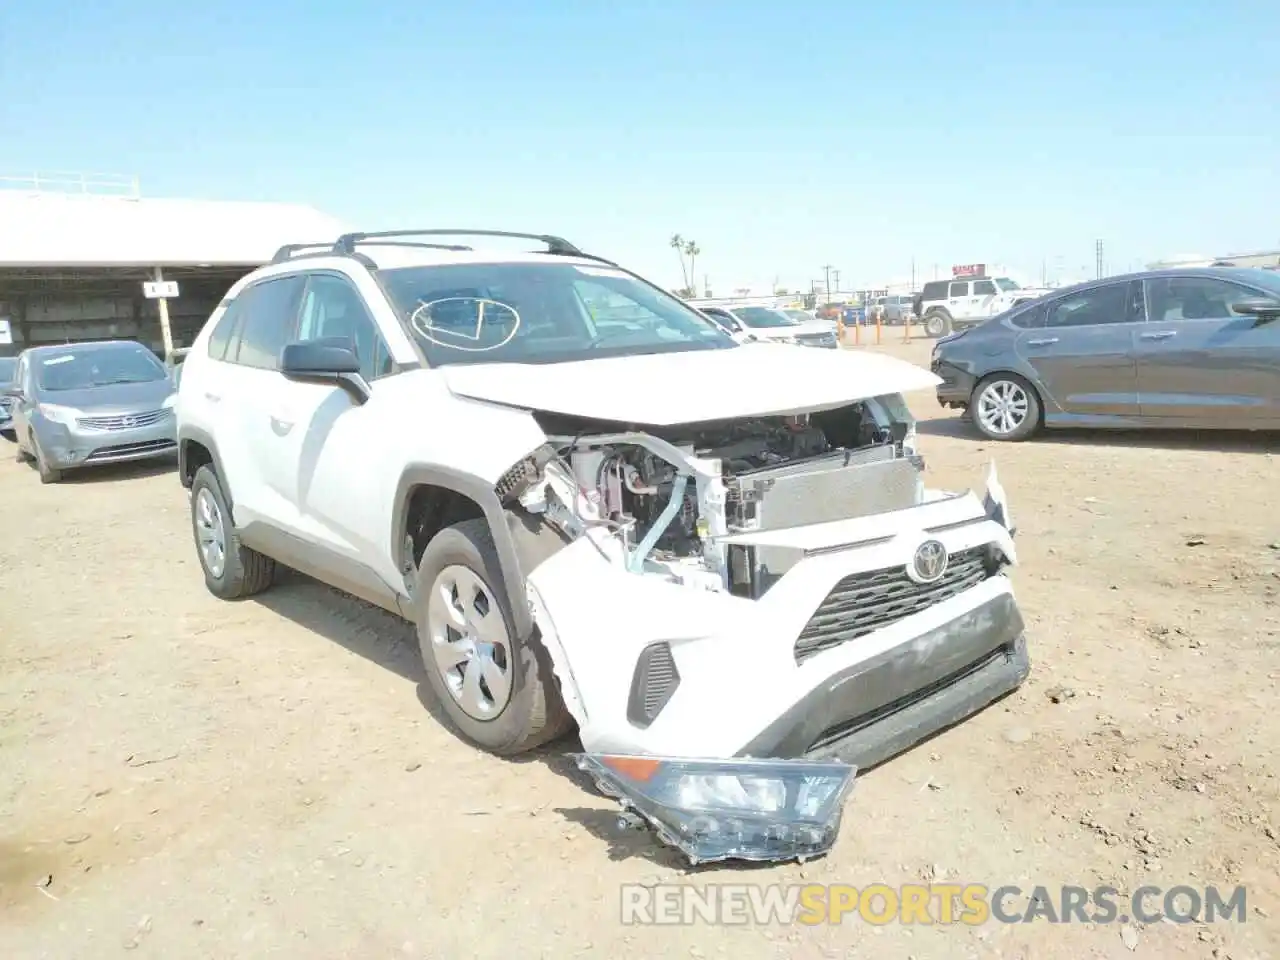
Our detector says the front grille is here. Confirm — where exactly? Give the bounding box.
[76,408,171,431]
[794,546,992,663]
[796,332,837,347]
[84,439,177,462]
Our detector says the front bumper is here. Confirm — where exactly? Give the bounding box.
[738,594,1028,769]
[528,490,1027,766]
[36,413,177,469]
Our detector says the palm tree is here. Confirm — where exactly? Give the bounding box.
[669,234,689,291]
[684,240,700,294]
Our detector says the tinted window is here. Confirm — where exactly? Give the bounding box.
[1009,302,1045,329]
[973,280,997,295]
[733,307,798,329]
[206,299,244,361]
[1146,276,1259,322]
[948,281,969,297]
[297,274,393,380]
[232,275,305,370]
[1044,283,1131,328]
[921,281,949,300]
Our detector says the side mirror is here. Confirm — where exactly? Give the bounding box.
[1231,298,1280,323]
[279,339,371,403]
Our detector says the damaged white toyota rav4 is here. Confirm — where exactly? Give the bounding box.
[176,230,1029,864]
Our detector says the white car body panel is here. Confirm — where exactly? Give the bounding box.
[441,345,940,424]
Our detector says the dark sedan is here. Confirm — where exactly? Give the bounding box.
[931,267,1280,441]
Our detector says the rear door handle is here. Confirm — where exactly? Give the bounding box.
[1026,337,1059,346]
[204,391,222,403]
[269,414,294,432]
[1140,330,1177,341]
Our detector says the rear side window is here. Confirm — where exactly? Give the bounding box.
[1044,282,1130,328]
[230,275,306,370]
[1009,302,1045,328]
[206,297,246,361]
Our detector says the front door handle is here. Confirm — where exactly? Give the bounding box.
[1139,330,1177,341]
[1026,337,1059,346]
[269,414,294,433]
[204,391,222,403]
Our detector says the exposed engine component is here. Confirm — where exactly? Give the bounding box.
[522,400,920,591]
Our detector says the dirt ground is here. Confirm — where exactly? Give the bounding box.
[1,338,1277,960]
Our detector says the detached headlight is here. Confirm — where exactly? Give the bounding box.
[37,403,78,425]
[575,754,856,865]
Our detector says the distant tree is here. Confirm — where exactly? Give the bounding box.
[774,287,790,295]
[670,234,689,291]
[684,240,700,290]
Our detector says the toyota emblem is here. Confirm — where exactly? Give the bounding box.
[907,539,949,584]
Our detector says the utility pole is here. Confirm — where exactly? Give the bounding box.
[831,269,841,295]
[911,256,916,292]
[1095,239,1104,280]
[821,264,833,301]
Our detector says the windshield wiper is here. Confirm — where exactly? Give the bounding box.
[91,377,156,386]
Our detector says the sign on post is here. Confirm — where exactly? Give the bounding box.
[143,280,180,299]
[0,317,11,345]
[952,263,986,278]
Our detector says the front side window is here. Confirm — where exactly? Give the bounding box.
[232,275,306,370]
[35,344,167,391]
[380,262,734,367]
[948,281,969,297]
[995,278,1020,291]
[732,307,799,329]
[297,274,393,380]
[1043,282,1131,328]
[1145,276,1261,322]
[973,280,997,295]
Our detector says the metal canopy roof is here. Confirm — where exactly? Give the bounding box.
[0,191,349,268]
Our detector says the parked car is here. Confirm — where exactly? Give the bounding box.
[868,295,916,325]
[4,340,179,482]
[914,275,1028,337]
[0,356,17,439]
[720,305,838,348]
[175,228,1025,861]
[932,267,1280,441]
[694,306,756,343]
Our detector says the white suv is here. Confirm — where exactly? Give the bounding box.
[176,230,1028,783]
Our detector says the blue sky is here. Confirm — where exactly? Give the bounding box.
[3,0,1278,292]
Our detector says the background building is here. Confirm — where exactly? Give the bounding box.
[0,175,346,357]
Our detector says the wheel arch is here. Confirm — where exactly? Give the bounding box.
[178,425,233,503]
[392,465,566,641]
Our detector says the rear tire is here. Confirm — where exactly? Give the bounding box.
[923,310,952,338]
[970,373,1042,441]
[190,465,275,599]
[414,517,572,755]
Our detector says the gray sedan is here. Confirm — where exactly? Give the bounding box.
[931,267,1280,441]
[4,340,178,482]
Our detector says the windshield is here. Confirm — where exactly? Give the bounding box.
[380,262,735,366]
[0,357,15,383]
[35,345,167,391]
[995,278,1020,291]
[733,306,800,329]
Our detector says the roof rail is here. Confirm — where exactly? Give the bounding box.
[333,229,583,256]
[270,242,379,269]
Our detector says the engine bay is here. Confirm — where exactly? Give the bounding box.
[515,398,923,594]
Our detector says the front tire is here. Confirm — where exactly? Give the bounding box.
[190,465,275,599]
[414,517,571,755]
[32,436,62,484]
[923,310,952,338]
[970,373,1042,441]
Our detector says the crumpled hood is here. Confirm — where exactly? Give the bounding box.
[442,344,940,426]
